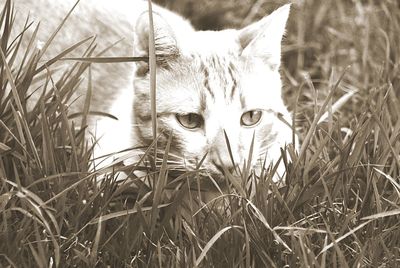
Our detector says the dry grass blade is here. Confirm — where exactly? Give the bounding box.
[89,204,170,225]
[223,129,237,169]
[89,215,103,266]
[247,199,292,252]
[80,65,92,138]
[28,241,45,268]
[373,168,400,196]
[295,66,350,168]
[35,36,93,74]
[195,225,243,266]
[150,134,172,235]
[68,111,118,120]
[242,132,255,182]
[318,90,357,124]
[0,120,27,153]
[318,220,373,256]
[61,56,149,63]
[370,112,400,166]
[147,0,157,143]
[0,253,17,267]
[0,142,11,152]
[48,72,80,170]
[0,47,25,114]
[361,209,400,221]
[43,173,93,205]
[37,0,81,58]
[224,168,246,196]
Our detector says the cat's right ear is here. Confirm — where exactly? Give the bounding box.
[238,4,291,71]
[135,11,180,71]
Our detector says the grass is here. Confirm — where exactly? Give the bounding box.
[1,0,400,267]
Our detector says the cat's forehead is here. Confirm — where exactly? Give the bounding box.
[139,28,283,114]
[182,30,242,56]
[157,53,280,112]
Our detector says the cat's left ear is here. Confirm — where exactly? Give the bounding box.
[239,4,291,70]
[135,11,180,67]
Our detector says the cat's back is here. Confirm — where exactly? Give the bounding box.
[12,0,191,56]
[10,0,193,112]
[9,0,196,163]
[14,0,131,51]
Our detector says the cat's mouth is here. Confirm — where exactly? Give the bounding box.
[138,150,244,183]
[200,162,243,184]
[212,165,239,180]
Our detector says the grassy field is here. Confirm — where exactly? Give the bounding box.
[1,0,400,267]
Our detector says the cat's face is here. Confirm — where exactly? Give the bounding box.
[133,5,294,178]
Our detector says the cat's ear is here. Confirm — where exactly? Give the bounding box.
[135,11,180,68]
[239,4,291,70]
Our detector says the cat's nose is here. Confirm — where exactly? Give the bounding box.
[209,131,238,175]
[212,160,236,175]
[210,152,236,175]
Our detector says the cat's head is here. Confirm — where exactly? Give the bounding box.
[133,5,294,179]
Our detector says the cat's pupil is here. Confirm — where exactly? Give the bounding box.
[241,110,262,127]
[176,113,203,129]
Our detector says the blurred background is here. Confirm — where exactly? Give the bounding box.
[154,0,400,134]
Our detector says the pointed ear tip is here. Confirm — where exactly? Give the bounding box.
[135,11,167,33]
[277,3,291,14]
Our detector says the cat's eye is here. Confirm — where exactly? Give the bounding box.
[241,110,262,127]
[176,113,203,129]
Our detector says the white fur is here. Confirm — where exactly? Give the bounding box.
[13,1,295,182]
[133,4,294,181]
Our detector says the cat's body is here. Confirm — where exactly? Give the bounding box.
[11,0,295,181]
[11,0,193,162]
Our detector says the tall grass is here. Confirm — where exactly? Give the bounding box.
[1,0,400,267]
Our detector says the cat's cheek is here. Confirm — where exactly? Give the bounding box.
[247,120,275,159]
[237,132,261,166]
[178,131,207,156]
[160,118,207,157]
[255,114,294,180]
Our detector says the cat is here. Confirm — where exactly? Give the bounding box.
[11,0,295,184]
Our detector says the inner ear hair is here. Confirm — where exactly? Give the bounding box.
[135,11,180,67]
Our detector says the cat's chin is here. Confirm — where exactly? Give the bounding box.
[200,169,244,191]
[164,166,238,190]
